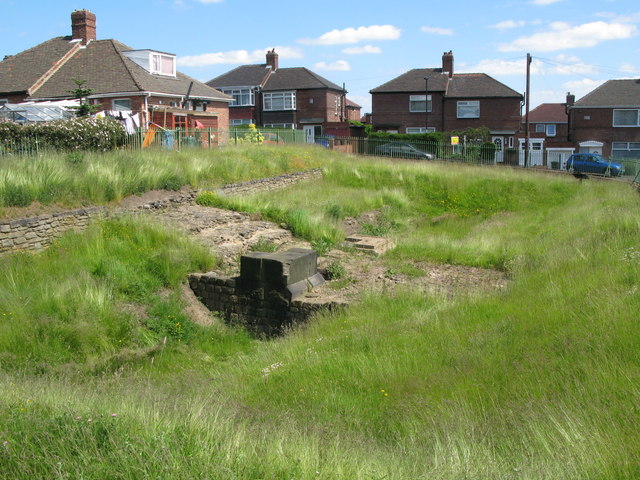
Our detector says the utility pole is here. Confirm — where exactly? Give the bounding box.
[524,53,532,168]
[424,76,429,132]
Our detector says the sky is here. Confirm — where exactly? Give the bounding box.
[1,0,638,115]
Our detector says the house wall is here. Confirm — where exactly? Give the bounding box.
[295,89,344,123]
[570,107,640,157]
[442,97,522,133]
[371,92,444,132]
[2,93,29,104]
[206,100,229,130]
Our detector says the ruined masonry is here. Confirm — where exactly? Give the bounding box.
[189,248,344,335]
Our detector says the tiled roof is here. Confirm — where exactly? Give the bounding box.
[446,74,521,98]
[574,79,640,107]
[208,65,344,92]
[370,69,522,99]
[0,37,230,102]
[0,37,78,93]
[206,64,272,88]
[370,69,448,93]
[528,103,568,123]
[263,68,343,91]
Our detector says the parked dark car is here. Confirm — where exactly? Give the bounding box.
[374,142,434,160]
[565,153,625,177]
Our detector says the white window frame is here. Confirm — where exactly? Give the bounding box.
[457,100,480,119]
[263,91,296,111]
[406,127,436,134]
[231,119,253,126]
[546,124,556,136]
[409,95,432,113]
[150,53,176,77]
[112,98,132,111]
[613,109,640,127]
[263,123,294,129]
[222,88,255,107]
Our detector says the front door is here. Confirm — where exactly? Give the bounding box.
[492,136,504,163]
[304,125,322,144]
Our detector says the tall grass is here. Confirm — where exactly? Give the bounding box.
[0,216,256,374]
[0,145,327,211]
[1,151,639,478]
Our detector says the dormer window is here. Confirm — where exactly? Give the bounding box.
[151,53,176,76]
[122,50,176,77]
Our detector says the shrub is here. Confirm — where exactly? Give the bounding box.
[0,117,126,152]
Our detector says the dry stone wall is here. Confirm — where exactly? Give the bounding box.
[0,169,323,255]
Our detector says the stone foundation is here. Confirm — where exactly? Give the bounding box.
[189,248,345,335]
[0,169,323,255]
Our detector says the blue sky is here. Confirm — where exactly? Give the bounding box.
[1,0,638,114]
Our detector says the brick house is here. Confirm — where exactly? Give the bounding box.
[518,95,575,168]
[567,79,640,160]
[370,51,523,159]
[0,10,232,132]
[207,50,361,142]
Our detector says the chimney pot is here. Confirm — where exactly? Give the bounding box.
[442,50,454,78]
[266,49,278,71]
[71,10,96,45]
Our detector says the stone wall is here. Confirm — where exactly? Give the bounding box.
[0,169,323,255]
[188,271,344,336]
[189,248,345,335]
[0,207,104,254]
[216,169,322,196]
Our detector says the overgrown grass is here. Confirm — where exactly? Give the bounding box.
[0,144,325,213]
[1,148,639,479]
[0,216,253,374]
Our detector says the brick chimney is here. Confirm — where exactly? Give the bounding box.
[266,49,278,71]
[442,50,454,78]
[565,92,575,107]
[71,10,96,45]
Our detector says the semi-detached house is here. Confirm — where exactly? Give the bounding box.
[568,78,640,161]
[207,50,361,143]
[0,10,232,131]
[370,51,523,161]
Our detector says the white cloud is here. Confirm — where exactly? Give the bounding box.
[620,63,640,74]
[299,25,401,45]
[314,60,351,71]
[546,54,597,75]
[499,21,638,52]
[460,54,597,77]
[178,47,303,67]
[342,45,381,55]
[460,58,543,76]
[530,0,562,5]
[420,26,453,36]
[562,78,605,98]
[489,20,525,31]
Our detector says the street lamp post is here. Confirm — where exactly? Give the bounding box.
[423,76,429,132]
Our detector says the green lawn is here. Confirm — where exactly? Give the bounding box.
[1,147,639,479]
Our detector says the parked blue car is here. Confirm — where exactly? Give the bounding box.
[565,153,625,177]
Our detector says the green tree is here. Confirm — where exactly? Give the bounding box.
[67,79,98,117]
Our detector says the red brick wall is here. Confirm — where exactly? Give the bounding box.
[372,93,522,133]
[206,100,229,130]
[2,93,29,103]
[371,92,444,132]
[442,97,522,132]
[570,107,640,157]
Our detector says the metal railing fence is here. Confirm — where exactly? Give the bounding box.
[2,127,639,184]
